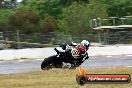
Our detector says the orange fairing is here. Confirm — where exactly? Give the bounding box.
[77,66,86,76]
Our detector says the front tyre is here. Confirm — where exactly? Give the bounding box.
[41,55,56,70]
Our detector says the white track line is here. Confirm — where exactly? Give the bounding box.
[126,55,132,57]
[106,56,113,57]
[36,59,43,61]
[126,66,132,68]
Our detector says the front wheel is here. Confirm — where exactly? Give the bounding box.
[41,55,56,70]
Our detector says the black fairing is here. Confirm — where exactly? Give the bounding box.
[54,47,89,67]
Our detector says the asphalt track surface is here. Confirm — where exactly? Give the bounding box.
[0,55,132,74]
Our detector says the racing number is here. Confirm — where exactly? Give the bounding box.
[71,48,80,58]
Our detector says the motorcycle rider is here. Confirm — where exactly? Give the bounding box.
[71,40,89,59]
[62,40,89,67]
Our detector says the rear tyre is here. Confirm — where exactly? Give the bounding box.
[41,55,56,70]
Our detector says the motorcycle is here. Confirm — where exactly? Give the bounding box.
[41,44,89,70]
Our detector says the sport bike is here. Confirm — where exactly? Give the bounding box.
[41,44,89,70]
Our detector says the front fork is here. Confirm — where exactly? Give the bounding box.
[74,53,89,67]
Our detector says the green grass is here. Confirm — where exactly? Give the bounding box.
[0,67,132,88]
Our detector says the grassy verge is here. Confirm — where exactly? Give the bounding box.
[0,67,131,88]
